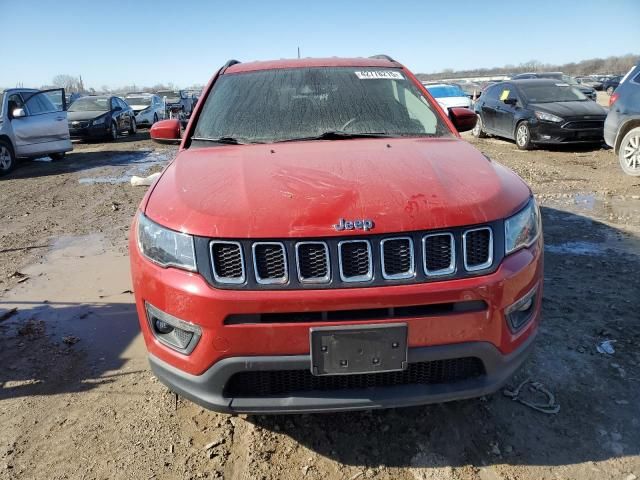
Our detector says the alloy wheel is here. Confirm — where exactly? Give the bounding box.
[622,133,640,174]
[472,116,482,136]
[0,145,12,171]
[517,124,529,147]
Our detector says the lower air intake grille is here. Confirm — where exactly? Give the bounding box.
[225,357,485,397]
[464,228,492,271]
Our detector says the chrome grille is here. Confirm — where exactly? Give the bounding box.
[381,237,414,279]
[339,240,372,282]
[210,241,245,284]
[253,242,287,284]
[423,233,455,276]
[296,242,330,283]
[463,228,493,271]
[205,223,497,289]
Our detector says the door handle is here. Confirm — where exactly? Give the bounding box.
[55,116,65,121]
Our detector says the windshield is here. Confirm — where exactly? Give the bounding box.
[68,97,109,112]
[426,85,466,98]
[126,96,152,106]
[193,67,451,144]
[520,84,588,103]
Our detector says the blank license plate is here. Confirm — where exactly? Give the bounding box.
[310,323,408,376]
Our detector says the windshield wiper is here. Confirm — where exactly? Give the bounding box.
[192,136,247,145]
[275,131,394,143]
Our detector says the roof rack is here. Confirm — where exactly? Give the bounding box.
[220,59,240,74]
[369,54,396,63]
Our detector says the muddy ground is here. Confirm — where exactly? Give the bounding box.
[0,124,639,480]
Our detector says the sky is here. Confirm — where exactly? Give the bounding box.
[1,0,638,90]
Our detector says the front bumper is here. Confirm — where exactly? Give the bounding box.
[149,331,537,413]
[130,224,543,413]
[134,111,153,126]
[530,120,604,145]
[69,124,110,139]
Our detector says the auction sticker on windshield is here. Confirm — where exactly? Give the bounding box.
[355,70,404,80]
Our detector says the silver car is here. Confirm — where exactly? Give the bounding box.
[124,93,165,127]
[0,88,72,175]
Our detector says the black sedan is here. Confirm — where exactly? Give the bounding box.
[602,76,623,95]
[472,79,608,150]
[67,95,136,141]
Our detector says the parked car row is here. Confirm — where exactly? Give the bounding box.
[464,61,640,176]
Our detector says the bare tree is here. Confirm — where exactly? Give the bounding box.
[417,54,639,81]
[52,74,83,92]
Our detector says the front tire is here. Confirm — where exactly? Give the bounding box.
[49,152,65,161]
[109,122,118,141]
[0,140,16,176]
[472,114,487,138]
[129,117,137,135]
[619,127,640,176]
[516,121,532,150]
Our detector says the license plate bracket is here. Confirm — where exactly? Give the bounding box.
[310,323,408,376]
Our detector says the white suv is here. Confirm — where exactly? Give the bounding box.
[0,88,72,175]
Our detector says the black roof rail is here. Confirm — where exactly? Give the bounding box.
[369,54,396,63]
[220,59,241,74]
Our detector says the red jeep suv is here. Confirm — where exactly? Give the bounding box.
[130,56,543,414]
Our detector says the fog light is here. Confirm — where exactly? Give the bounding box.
[505,286,538,332]
[145,302,201,354]
[154,319,174,334]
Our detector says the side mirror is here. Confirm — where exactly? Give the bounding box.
[449,107,477,133]
[150,119,181,145]
[12,108,26,118]
[503,98,517,106]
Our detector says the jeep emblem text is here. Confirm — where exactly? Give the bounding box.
[334,218,374,231]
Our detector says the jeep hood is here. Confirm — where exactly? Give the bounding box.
[144,137,531,238]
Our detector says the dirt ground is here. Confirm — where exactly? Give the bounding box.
[0,124,639,480]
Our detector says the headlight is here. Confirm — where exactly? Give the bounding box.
[138,108,150,115]
[534,111,563,123]
[504,197,541,255]
[137,213,196,271]
[91,116,106,126]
